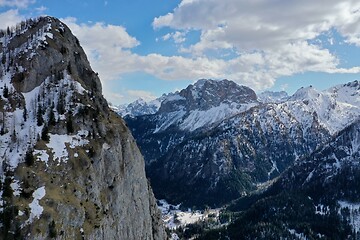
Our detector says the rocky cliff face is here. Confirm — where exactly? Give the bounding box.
[0,16,165,240]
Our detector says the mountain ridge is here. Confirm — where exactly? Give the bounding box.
[0,16,166,240]
[125,78,360,207]
[197,118,360,239]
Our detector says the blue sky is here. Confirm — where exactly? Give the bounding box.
[1,0,360,104]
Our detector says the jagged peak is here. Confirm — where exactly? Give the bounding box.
[0,16,103,97]
[191,78,251,91]
[131,98,147,105]
[289,85,321,101]
[342,79,359,88]
[158,79,257,113]
[328,80,360,93]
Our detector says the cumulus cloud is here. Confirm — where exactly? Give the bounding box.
[35,6,47,13]
[62,17,359,94]
[0,0,35,8]
[150,0,360,90]
[61,2,360,103]
[127,90,157,101]
[62,18,230,83]
[0,9,24,29]
[62,17,140,81]
[162,31,186,44]
[153,0,360,51]
[106,92,125,105]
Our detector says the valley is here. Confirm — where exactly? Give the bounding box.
[119,78,360,239]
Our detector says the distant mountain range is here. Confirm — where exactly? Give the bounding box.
[120,79,360,209]
[115,82,289,118]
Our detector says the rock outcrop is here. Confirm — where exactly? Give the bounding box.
[0,16,166,240]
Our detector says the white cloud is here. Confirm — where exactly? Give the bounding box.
[105,89,158,105]
[150,0,360,90]
[153,0,360,52]
[0,9,24,29]
[0,0,35,8]
[127,90,157,101]
[105,92,125,105]
[35,6,47,13]
[62,17,360,95]
[162,31,186,44]
[63,17,139,50]
[153,13,173,29]
[61,4,360,104]
[62,17,140,81]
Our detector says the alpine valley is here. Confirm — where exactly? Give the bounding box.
[0,17,166,239]
[2,15,360,240]
[120,79,360,238]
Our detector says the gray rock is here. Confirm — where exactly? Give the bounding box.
[0,16,166,240]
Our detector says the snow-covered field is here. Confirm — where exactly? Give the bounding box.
[158,199,220,230]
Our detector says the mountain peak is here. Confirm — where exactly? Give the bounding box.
[289,85,320,101]
[1,16,102,96]
[159,79,257,113]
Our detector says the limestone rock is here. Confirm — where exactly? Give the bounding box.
[0,16,166,240]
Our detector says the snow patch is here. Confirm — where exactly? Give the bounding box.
[26,186,46,224]
[158,199,220,230]
[163,94,186,103]
[315,204,330,215]
[34,149,50,166]
[47,131,89,163]
[10,180,21,196]
[288,229,309,240]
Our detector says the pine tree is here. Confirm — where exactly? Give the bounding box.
[48,220,57,238]
[25,150,35,166]
[49,108,56,126]
[57,92,65,115]
[11,129,16,143]
[41,125,49,142]
[3,84,9,98]
[1,53,6,65]
[66,113,74,134]
[23,106,27,122]
[2,171,13,199]
[37,104,43,126]
[1,110,5,135]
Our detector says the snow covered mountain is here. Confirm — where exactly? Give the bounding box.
[0,17,165,239]
[287,82,360,134]
[114,95,168,117]
[198,118,360,239]
[153,79,259,132]
[280,118,360,200]
[120,79,258,131]
[258,90,289,103]
[125,80,360,207]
